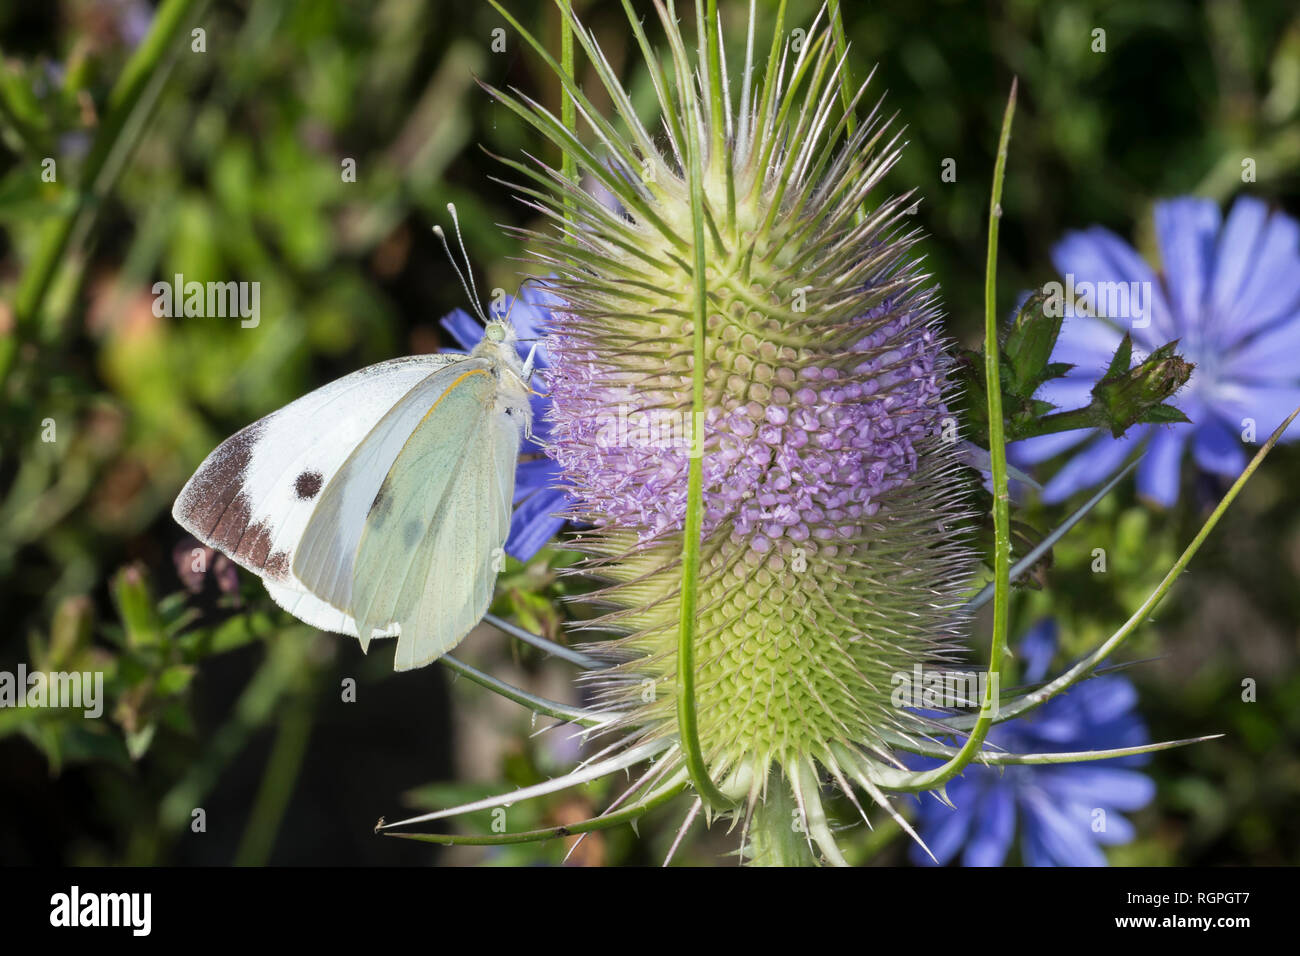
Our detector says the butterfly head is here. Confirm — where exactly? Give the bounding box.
[433,205,538,384]
[482,318,515,346]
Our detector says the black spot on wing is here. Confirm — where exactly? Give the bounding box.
[294,470,324,500]
[403,520,423,549]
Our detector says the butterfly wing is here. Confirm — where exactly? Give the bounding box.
[291,358,495,621]
[172,353,465,638]
[347,366,525,670]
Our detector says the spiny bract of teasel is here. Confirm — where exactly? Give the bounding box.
[487,2,976,864]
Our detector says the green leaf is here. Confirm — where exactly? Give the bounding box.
[1140,403,1193,425]
[111,564,164,649]
[155,665,196,697]
[959,285,1196,451]
[125,722,157,761]
[1103,331,1135,380]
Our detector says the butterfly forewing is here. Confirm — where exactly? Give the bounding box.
[172,354,464,585]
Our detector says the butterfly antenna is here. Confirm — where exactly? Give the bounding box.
[447,203,488,322]
[432,210,487,323]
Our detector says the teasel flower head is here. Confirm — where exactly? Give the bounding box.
[380,2,1265,866]
[481,0,974,862]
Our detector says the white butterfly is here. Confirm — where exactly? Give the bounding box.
[173,220,538,671]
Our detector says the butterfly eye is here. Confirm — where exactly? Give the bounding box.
[485,323,506,343]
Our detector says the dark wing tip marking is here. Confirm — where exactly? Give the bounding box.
[176,422,292,580]
[178,422,263,538]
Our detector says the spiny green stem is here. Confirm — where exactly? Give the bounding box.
[483,611,600,668]
[900,733,1222,765]
[901,78,1017,792]
[674,12,736,812]
[959,404,1300,729]
[440,654,601,726]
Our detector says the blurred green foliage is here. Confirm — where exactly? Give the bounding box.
[1,0,1298,865]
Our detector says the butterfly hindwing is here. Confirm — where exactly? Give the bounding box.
[292,358,497,621]
[349,366,524,670]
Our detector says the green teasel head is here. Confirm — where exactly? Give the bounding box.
[484,0,977,863]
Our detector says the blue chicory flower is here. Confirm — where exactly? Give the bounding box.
[910,620,1155,866]
[1009,196,1300,505]
[440,283,569,560]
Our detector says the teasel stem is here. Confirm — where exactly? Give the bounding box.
[440,655,602,726]
[674,5,736,813]
[902,78,1017,791]
[483,611,600,668]
[944,403,1300,732]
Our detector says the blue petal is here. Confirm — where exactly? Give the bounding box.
[1208,196,1270,343]
[1091,812,1136,845]
[1217,202,1300,349]
[440,308,485,351]
[1136,425,1190,507]
[1154,198,1220,334]
[1051,227,1176,342]
[961,784,1016,867]
[1075,675,1141,724]
[1039,429,1145,504]
[513,457,562,499]
[1007,427,1093,468]
[1022,790,1108,866]
[1222,310,1300,383]
[1019,817,1054,868]
[520,279,566,321]
[1042,766,1155,812]
[1210,383,1300,443]
[1192,415,1248,477]
[1036,375,1096,413]
[1050,314,1126,378]
[505,488,568,561]
[911,793,976,866]
[1017,619,1058,684]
